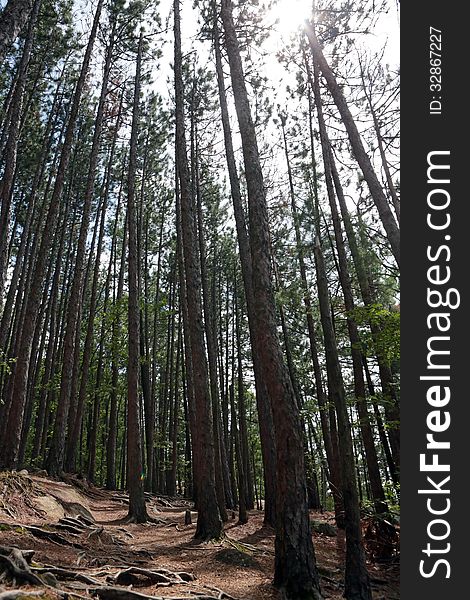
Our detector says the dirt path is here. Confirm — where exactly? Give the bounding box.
[0,473,399,599]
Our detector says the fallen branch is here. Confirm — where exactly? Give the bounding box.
[224,536,261,554]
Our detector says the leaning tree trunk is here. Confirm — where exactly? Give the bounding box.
[358,59,400,222]
[0,68,64,354]
[328,139,400,474]
[310,64,388,517]
[220,2,322,597]
[305,24,399,267]
[312,203,372,600]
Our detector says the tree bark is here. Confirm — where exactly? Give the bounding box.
[126,31,148,523]
[330,146,400,472]
[281,111,343,522]
[107,198,128,490]
[0,0,34,63]
[174,0,222,539]
[310,64,387,516]
[233,289,247,524]
[194,147,229,519]
[358,59,400,222]
[312,210,371,599]
[213,15,276,526]
[220,2,322,597]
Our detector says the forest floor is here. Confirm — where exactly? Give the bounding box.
[0,471,399,599]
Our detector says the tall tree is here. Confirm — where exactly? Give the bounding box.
[0,0,40,303]
[126,30,148,523]
[280,111,343,523]
[174,0,222,540]
[0,0,104,470]
[213,13,277,527]
[309,61,388,517]
[46,7,117,476]
[311,149,372,599]
[220,1,322,597]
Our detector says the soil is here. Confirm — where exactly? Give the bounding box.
[0,472,399,599]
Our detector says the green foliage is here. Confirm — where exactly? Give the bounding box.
[0,350,16,379]
[350,303,400,366]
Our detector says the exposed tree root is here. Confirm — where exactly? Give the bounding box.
[0,546,43,586]
[31,566,102,586]
[110,566,195,587]
[0,543,237,600]
[90,588,222,600]
[60,517,93,530]
[0,591,48,599]
[0,522,82,548]
[0,473,46,521]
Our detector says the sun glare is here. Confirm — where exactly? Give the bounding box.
[271,0,313,38]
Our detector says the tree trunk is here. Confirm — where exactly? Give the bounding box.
[107,197,128,490]
[47,18,115,476]
[305,25,399,266]
[174,0,222,540]
[213,262,234,510]
[0,0,104,470]
[312,211,371,599]
[329,145,400,473]
[126,31,148,523]
[310,64,387,516]
[194,135,228,521]
[220,2,322,597]
[233,292,247,525]
[176,174,198,505]
[358,60,400,222]
[0,0,34,62]
[167,317,182,496]
[281,112,343,522]
[213,15,276,526]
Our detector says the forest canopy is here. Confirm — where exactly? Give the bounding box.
[0,0,400,599]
